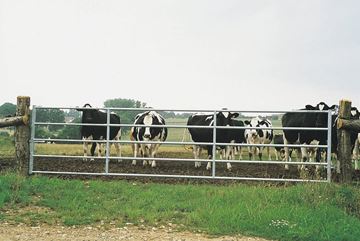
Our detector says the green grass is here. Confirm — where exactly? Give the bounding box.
[1,173,360,240]
[0,136,15,157]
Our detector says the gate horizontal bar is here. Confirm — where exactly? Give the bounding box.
[30,170,328,183]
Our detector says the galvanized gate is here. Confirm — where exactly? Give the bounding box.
[29,106,333,182]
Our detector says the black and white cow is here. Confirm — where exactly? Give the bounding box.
[273,134,286,161]
[244,117,274,160]
[353,133,360,171]
[229,119,247,160]
[281,102,337,170]
[131,111,167,167]
[187,111,239,170]
[77,104,121,161]
[273,134,316,162]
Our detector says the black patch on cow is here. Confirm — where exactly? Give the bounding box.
[187,112,239,158]
[77,104,121,156]
[131,111,167,142]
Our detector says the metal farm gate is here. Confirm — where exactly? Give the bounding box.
[29,106,333,182]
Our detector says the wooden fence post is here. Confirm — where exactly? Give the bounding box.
[14,96,30,176]
[337,99,352,183]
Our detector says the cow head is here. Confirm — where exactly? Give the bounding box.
[215,111,239,126]
[351,107,360,120]
[305,102,337,111]
[77,103,99,123]
[245,117,271,141]
[143,112,155,139]
[135,111,166,141]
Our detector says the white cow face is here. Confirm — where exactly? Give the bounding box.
[143,114,153,140]
[245,117,261,140]
[245,117,272,142]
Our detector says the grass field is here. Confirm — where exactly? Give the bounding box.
[2,125,360,240]
[1,173,360,241]
[0,135,15,157]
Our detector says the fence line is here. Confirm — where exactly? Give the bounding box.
[0,96,31,175]
[29,105,333,183]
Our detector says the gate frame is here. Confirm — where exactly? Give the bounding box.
[29,106,333,183]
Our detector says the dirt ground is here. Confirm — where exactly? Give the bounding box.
[30,156,335,182]
[3,154,360,183]
[0,222,271,241]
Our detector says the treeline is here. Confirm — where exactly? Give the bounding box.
[2,99,281,140]
[0,99,191,140]
[0,103,16,117]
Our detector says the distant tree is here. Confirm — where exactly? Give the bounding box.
[103,98,147,132]
[35,108,65,131]
[160,111,176,118]
[0,102,16,117]
[65,109,81,119]
[57,117,81,140]
[35,127,52,139]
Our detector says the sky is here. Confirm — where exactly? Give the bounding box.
[1,0,360,112]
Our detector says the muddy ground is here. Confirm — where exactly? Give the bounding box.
[2,156,360,183]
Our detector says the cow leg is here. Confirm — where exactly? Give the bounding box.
[96,142,103,160]
[90,142,97,161]
[114,130,122,162]
[82,137,89,161]
[258,146,263,161]
[354,137,360,170]
[132,143,139,166]
[357,137,360,170]
[247,140,253,160]
[225,144,233,171]
[300,146,308,170]
[206,159,211,170]
[150,143,161,168]
[193,145,202,168]
[206,147,212,170]
[142,145,149,166]
[355,159,360,171]
[238,146,243,160]
[283,136,290,170]
[267,146,271,160]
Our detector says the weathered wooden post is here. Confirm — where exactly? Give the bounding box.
[14,96,31,175]
[337,99,352,183]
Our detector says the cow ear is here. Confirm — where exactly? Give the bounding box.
[231,113,239,118]
[77,103,92,111]
[244,120,250,125]
[259,120,266,125]
[305,105,316,110]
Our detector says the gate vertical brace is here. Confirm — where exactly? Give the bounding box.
[105,109,111,174]
[326,110,332,182]
[212,110,217,178]
[29,106,37,175]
